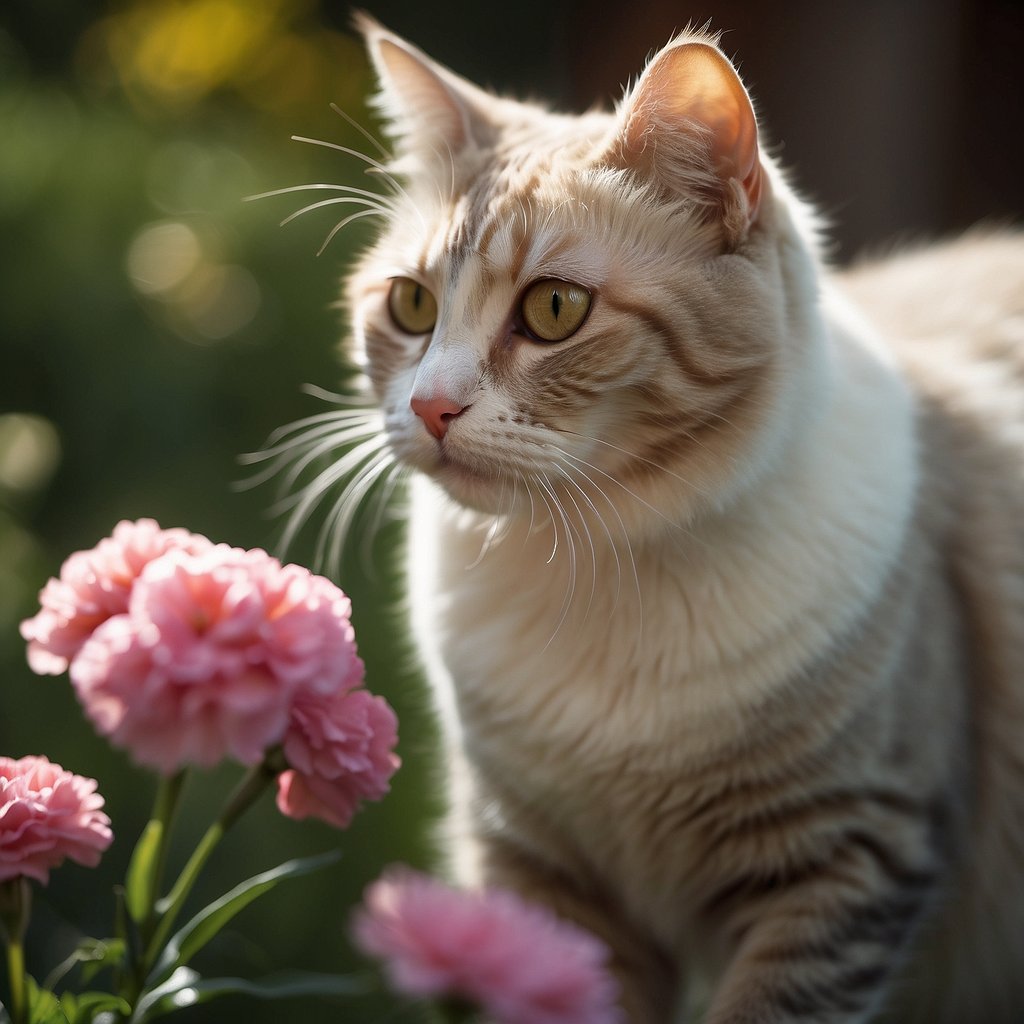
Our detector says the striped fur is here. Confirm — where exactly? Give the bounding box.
[342,19,1024,1023]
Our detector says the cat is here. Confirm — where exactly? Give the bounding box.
[318,15,1024,1023]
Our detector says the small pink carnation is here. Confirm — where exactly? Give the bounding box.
[352,869,624,1024]
[20,519,210,675]
[0,755,113,885]
[276,688,399,828]
[69,544,361,774]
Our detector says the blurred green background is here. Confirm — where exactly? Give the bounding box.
[1,0,1019,1021]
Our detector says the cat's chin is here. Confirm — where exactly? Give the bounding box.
[425,456,518,515]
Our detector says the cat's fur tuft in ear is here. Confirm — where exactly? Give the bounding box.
[610,34,764,241]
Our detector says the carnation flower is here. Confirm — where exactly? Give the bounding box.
[277,688,399,828]
[20,519,210,675]
[68,543,362,774]
[0,756,113,885]
[352,869,623,1024]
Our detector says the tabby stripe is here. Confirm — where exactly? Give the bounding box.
[601,294,747,387]
[842,828,938,890]
[702,823,936,921]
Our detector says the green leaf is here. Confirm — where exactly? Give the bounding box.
[125,820,166,924]
[148,849,342,985]
[66,992,131,1024]
[140,971,370,1020]
[25,977,67,1024]
[130,967,198,1024]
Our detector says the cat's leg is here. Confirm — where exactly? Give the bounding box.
[698,828,941,1024]
[478,836,679,1024]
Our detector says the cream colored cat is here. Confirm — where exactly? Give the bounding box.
[333,17,1024,1023]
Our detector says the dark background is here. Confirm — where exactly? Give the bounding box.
[0,1,1020,1022]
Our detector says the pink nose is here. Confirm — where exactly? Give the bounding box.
[410,395,467,440]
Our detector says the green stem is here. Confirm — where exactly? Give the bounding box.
[140,770,187,943]
[5,939,26,1024]
[0,878,30,1024]
[142,754,281,972]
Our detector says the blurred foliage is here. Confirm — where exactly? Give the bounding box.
[0,2,441,1021]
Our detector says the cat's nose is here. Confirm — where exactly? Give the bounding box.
[410,395,467,440]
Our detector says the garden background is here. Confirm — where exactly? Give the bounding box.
[1,1,1020,1021]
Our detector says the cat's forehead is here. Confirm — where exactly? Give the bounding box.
[384,110,632,282]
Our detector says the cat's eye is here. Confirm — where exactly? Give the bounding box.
[388,277,438,334]
[521,279,592,342]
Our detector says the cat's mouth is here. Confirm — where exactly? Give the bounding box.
[431,447,518,513]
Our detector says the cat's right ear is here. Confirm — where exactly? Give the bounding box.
[355,12,493,158]
[606,33,764,243]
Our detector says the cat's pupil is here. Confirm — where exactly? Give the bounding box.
[413,284,422,309]
[551,290,561,320]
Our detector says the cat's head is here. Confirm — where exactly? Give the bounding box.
[344,17,822,539]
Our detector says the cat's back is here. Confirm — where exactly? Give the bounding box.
[839,232,1024,1021]
[837,231,1024,382]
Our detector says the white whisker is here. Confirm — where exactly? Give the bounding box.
[317,208,387,256]
[553,426,709,496]
[319,449,396,570]
[281,194,392,226]
[549,451,643,634]
[329,102,391,159]
[554,465,597,622]
[537,470,577,650]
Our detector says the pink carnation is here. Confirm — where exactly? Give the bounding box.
[69,544,361,774]
[20,519,210,675]
[352,869,623,1024]
[0,756,113,885]
[277,688,399,828]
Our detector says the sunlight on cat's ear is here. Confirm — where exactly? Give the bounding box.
[611,35,763,240]
[355,11,490,159]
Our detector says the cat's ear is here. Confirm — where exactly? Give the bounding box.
[609,35,763,240]
[355,12,494,158]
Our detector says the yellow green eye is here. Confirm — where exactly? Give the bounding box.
[388,277,437,334]
[521,279,592,342]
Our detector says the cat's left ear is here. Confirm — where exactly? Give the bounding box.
[609,35,764,241]
[356,12,495,158]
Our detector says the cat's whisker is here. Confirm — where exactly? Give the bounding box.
[317,208,389,256]
[245,183,394,207]
[236,421,379,493]
[555,462,622,617]
[255,407,379,450]
[241,418,376,470]
[549,452,642,635]
[522,477,539,552]
[318,448,396,572]
[291,133,426,237]
[280,194,393,227]
[532,472,559,565]
[554,465,598,623]
[466,516,502,571]
[299,383,376,406]
[273,434,386,532]
[466,470,518,569]
[329,102,392,160]
[290,135,410,204]
[274,424,385,496]
[552,426,711,498]
[547,443,683,534]
[537,470,578,650]
[365,459,409,548]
